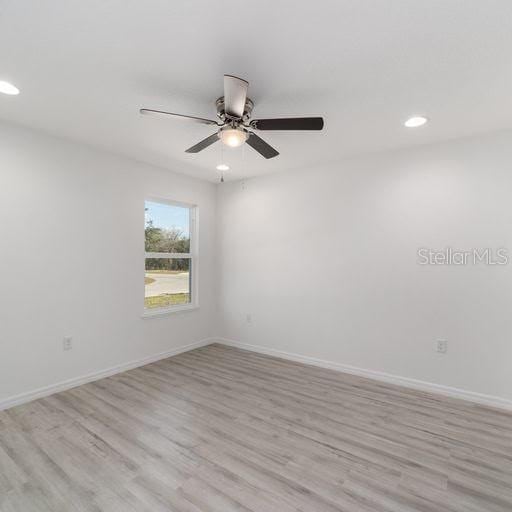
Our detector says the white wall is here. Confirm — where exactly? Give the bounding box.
[0,121,216,405]
[3,120,512,408]
[217,131,512,403]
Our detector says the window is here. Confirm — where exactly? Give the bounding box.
[144,199,197,313]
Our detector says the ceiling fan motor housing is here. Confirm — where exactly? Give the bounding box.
[216,96,254,124]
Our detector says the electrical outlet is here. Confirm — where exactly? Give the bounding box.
[63,336,73,351]
[246,313,252,325]
[436,340,448,354]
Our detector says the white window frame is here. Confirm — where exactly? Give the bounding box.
[142,197,198,318]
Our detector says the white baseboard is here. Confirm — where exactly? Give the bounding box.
[0,338,215,411]
[5,337,511,413]
[215,338,512,412]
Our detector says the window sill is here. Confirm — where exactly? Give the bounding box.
[141,303,199,319]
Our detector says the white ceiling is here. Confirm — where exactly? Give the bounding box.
[1,1,512,182]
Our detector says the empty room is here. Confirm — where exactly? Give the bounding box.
[1,1,512,511]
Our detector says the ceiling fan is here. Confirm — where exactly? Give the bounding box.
[140,75,324,159]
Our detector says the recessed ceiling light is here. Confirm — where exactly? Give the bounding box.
[404,116,428,128]
[0,81,20,95]
[216,164,230,171]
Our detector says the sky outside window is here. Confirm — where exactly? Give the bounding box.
[145,201,190,237]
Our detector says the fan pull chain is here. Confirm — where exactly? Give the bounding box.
[219,142,224,184]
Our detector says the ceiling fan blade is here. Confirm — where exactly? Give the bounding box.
[140,109,219,126]
[251,117,324,130]
[185,133,219,153]
[223,75,248,118]
[246,132,279,159]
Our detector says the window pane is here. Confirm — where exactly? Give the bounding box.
[145,258,191,309]
[145,201,190,253]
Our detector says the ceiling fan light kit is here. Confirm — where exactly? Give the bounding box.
[218,126,248,147]
[140,74,325,159]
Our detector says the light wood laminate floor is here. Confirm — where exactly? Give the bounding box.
[1,343,512,511]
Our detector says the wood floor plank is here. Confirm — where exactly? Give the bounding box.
[1,343,511,511]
